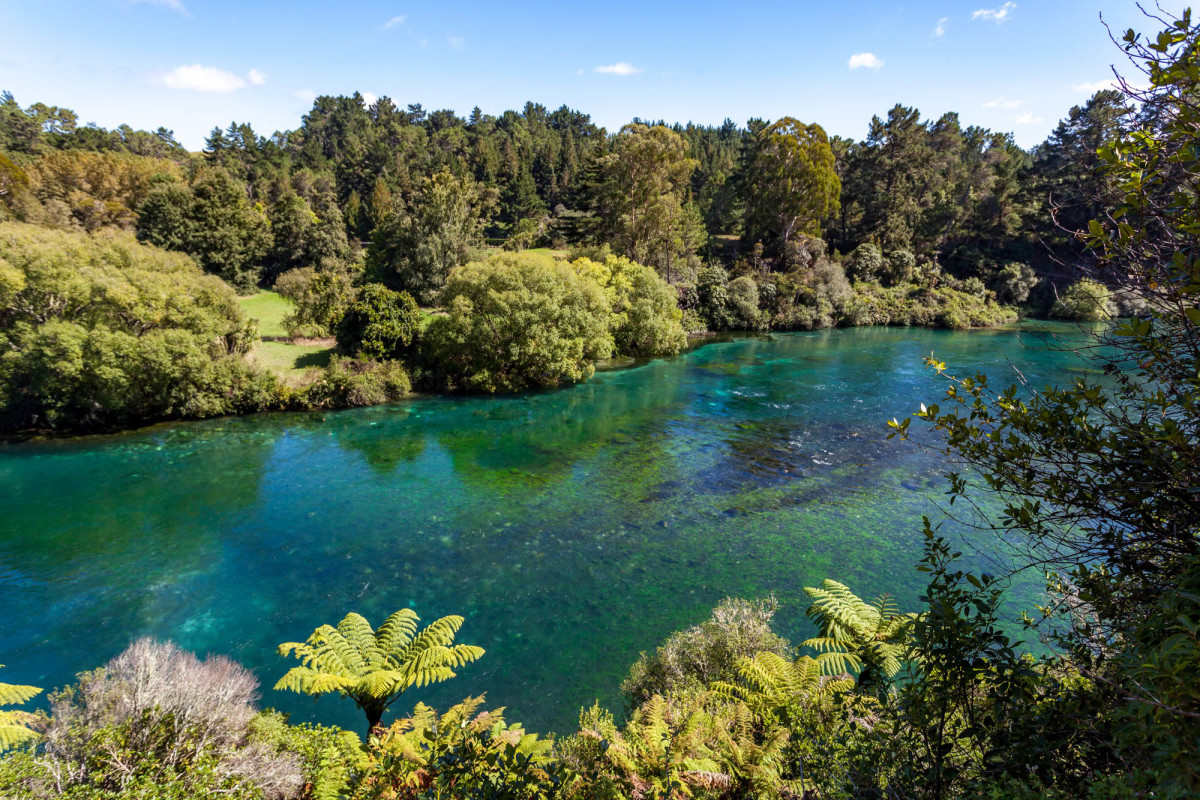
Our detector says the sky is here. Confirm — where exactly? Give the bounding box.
[0,0,1188,152]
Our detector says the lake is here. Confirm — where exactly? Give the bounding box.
[0,324,1089,734]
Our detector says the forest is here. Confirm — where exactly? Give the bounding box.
[0,21,1129,432]
[1,4,1199,800]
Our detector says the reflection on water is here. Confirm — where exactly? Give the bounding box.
[0,324,1087,733]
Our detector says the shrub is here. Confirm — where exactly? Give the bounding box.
[422,251,613,392]
[696,265,735,331]
[304,356,411,408]
[29,640,302,799]
[728,275,765,330]
[1051,278,1116,320]
[335,283,421,360]
[0,223,273,431]
[275,266,357,338]
[846,243,884,282]
[571,255,687,357]
[620,597,791,707]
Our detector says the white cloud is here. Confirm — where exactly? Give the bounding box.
[983,97,1023,109]
[294,89,317,105]
[1015,112,1043,124]
[932,17,947,37]
[447,35,465,49]
[362,92,378,106]
[1073,79,1115,93]
[594,62,642,75]
[848,52,884,70]
[384,15,406,28]
[130,0,189,15]
[973,2,1016,22]
[158,64,265,93]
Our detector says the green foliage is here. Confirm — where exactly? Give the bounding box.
[845,242,884,283]
[137,167,271,291]
[336,283,422,360]
[248,711,365,800]
[569,254,687,357]
[354,695,569,800]
[366,170,495,305]
[743,117,841,251]
[1050,278,1115,320]
[802,579,916,691]
[422,251,613,392]
[0,666,40,753]
[275,266,357,338]
[621,597,790,708]
[0,222,276,430]
[303,355,412,408]
[276,608,485,734]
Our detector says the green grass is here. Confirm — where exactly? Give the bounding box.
[237,291,334,383]
[248,340,333,384]
[236,291,293,339]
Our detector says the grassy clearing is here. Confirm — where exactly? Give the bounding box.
[236,291,292,339]
[238,291,334,383]
[247,340,333,384]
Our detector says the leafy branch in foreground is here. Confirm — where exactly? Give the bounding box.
[0,666,41,752]
[275,609,484,736]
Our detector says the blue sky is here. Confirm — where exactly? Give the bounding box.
[0,0,1186,151]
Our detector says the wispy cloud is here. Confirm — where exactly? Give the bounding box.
[1015,112,1043,124]
[157,64,265,93]
[447,35,465,49]
[1073,79,1115,93]
[362,92,378,106]
[932,17,947,37]
[130,0,189,16]
[973,2,1016,22]
[848,52,884,70]
[983,97,1023,109]
[594,62,641,75]
[384,15,406,28]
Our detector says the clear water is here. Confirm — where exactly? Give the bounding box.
[0,325,1090,734]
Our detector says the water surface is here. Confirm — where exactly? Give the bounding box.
[0,325,1088,733]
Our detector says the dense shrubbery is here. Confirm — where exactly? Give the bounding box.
[422,252,614,392]
[1050,277,1115,320]
[0,223,277,430]
[335,283,421,360]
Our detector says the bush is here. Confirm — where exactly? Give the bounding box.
[26,640,302,799]
[728,275,765,330]
[274,266,357,339]
[422,251,613,392]
[1051,278,1116,320]
[620,597,791,707]
[570,255,687,357]
[846,242,884,282]
[303,356,411,408]
[335,283,421,360]
[0,223,274,431]
[696,265,735,331]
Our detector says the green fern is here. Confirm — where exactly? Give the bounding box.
[275,608,484,734]
[802,580,917,690]
[712,652,854,720]
[0,665,42,752]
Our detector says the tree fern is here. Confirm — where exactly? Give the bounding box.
[275,608,484,734]
[802,580,917,691]
[0,665,41,752]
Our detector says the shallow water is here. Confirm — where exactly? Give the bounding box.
[0,324,1089,734]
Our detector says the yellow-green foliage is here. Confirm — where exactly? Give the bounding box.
[26,150,183,231]
[570,254,687,357]
[711,652,854,722]
[423,251,613,392]
[0,666,41,752]
[803,580,916,686]
[276,609,484,734]
[355,695,558,798]
[0,222,276,430]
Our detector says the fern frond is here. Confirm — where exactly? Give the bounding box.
[0,722,40,752]
[375,609,420,653]
[0,683,41,706]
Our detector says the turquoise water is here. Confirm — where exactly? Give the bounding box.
[0,325,1088,734]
